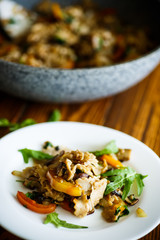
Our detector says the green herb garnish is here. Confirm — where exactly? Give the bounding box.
[0,118,10,127]
[44,212,88,229]
[26,181,34,188]
[43,141,53,149]
[9,119,36,131]
[26,192,34,199]
[8,18,16,24]
[0,118,36,132]
[48,110,61,122]
[114,205,129,222]
[54,36,66,44]
[92,140,118,156]
[102,167,147,200]
[96,37,103,51]
[18,148,53,163]
[64,14,74,23]
[0,109,61,132]
[16,180,24,183]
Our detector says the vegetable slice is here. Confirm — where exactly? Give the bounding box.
[52,3,63,20]
[114,205,129,222]
[60,200,74,214]
[17,191,56,214]
[47,170,82,196]
[136,207,147,217]
[62,60,75,69]
[101,154,123,168]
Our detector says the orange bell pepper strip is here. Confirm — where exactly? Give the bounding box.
[101,154,123,168]
[17,191,56,214]
[47,170,82,197]
[62,60,75,69]
[52,3,63,20]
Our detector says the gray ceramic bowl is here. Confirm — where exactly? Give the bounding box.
[0,0,160,103]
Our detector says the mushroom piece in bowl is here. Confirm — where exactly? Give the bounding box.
[0,0,160,103]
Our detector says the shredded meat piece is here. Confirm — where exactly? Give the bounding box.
[59,150,108,180]
[26,23,56,44]
[73,178,107,217]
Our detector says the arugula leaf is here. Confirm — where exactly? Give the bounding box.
[18,148,53,163]
[0,109,61,132]
[9,119,36,131]
[135,173,147,196]
[122,178,134,200]
[102,167,147,200]
[0,118,36,131]
[92,140,118,156]
[44,212,88,229]
[0,118,10,127]
[48,110,61,122]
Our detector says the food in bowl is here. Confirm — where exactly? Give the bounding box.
[12,140,147,227]
[0,0,156,69]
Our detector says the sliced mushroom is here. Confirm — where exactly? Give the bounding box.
[125,194,139,206]
[74,172,89,180]
[87,209,95,215]
[45,150,65,166]
[116,149,131,161]
[112,188,123,198]
[111,190,138,206]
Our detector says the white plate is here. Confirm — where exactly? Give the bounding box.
[0,122,160,240]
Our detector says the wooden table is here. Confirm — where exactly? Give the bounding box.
[0,64,160,240]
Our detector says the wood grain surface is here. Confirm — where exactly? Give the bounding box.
[0,64,160,240]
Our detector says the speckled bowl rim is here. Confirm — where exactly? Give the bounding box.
[0,45,160,73]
